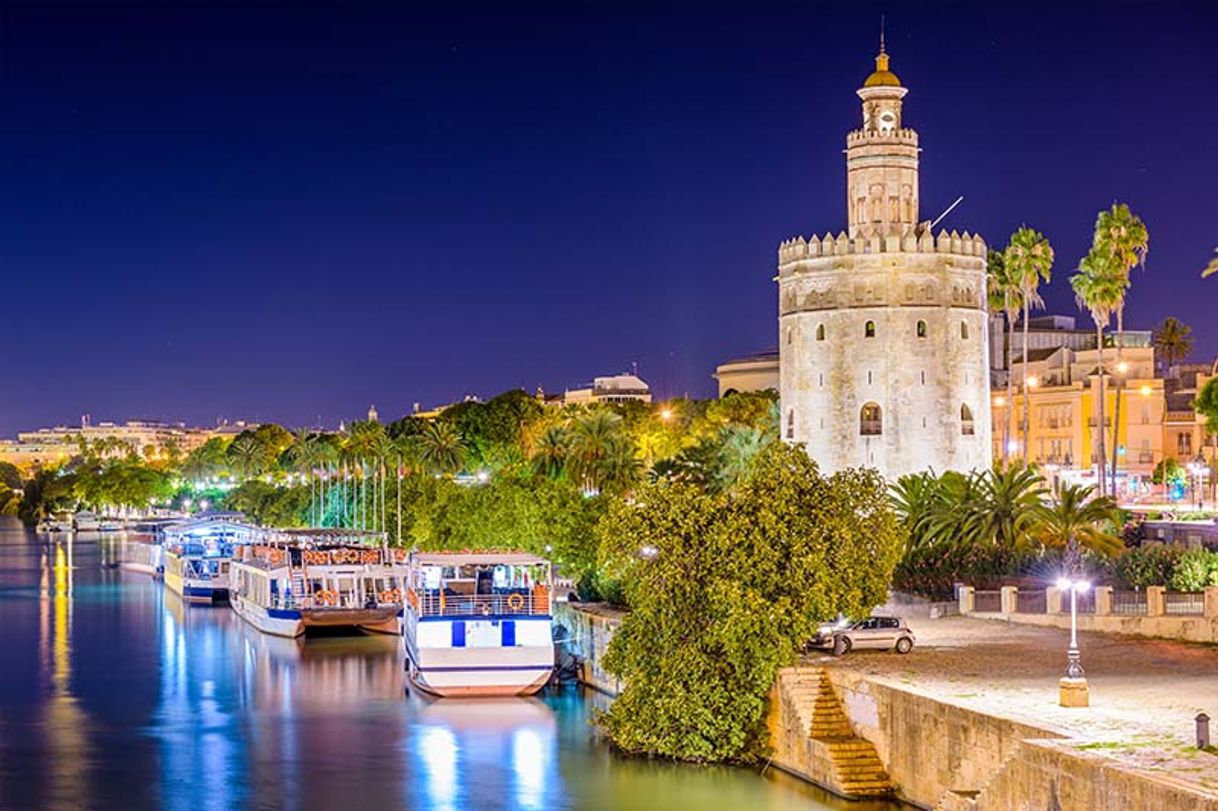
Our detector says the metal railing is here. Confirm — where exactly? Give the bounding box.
[411,591,549,618]
[1016,590,1046,614]
[1164,592,1206,616]
[1111,591,1148,616]
[973,590,1002,612]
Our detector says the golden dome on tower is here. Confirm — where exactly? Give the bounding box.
[863,51,902,87]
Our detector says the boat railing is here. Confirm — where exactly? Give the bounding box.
[269,590,403,612]
[408,588,551,618]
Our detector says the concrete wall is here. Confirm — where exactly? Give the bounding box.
[552,601,623,697]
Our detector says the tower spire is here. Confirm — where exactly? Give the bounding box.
[880,14,886,55]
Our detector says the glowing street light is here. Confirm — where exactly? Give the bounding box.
[1025,375,1039,389]
[1057,576,1090,707]
[659,407,674,422]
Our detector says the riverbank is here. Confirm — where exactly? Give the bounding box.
[789,617,1218,809]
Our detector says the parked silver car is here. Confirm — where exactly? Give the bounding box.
[818,616,915,655]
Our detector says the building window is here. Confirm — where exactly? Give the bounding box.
[816,324,825,341]
[786,327,793,345]
[1178,433,1192,455]
[920,370,926,385]
[818,373,824,387]
[961,404,975,436]
[961,321,969,339]
[786,410,795,439]
[867,371,873,385]
[916,320,927,338]
[860,402,882,436]
[865,320,876,338]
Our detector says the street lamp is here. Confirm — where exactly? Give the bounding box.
[1056,576,1091,707]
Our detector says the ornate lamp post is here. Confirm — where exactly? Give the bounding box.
[1057,532,1090,707]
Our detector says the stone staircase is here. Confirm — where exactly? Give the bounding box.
[807,669,894,799]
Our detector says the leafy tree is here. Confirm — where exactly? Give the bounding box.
[0,462,21,490]
[1003,226,1054,463]
[1151,457,1187,489]
[567,411,638,495]
[530,425,569,479]
[1151,317,1193,378]
[227,435,268,479]
[596,444,901,762]
[1195,377,1218,504]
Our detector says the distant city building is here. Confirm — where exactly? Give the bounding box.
[0,417,257,472]
[714,351,778,397]
[551,374,652,406]
[368,404,379,423]
[989,313,1151,389]
[996,338,1215,496]
[775,43,991,479]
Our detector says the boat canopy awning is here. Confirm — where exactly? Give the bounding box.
[412,551,549,567]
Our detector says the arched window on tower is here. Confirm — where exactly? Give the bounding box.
[786,409,795,439]
[860,403,882,436]
[961,321,970,339]
[816,324,825,341]
[961,404,975,436]
[916,320,927,338]
[864,320,876,338]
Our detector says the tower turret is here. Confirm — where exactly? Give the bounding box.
[846,41,919,238]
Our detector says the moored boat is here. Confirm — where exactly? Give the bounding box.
[228,528,407,638]
[72,512,102,531]
[163,515,262,604]
[402,551,555,698]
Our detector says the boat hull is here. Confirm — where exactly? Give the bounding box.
[164,569,229,604]
[231,593,305,638]
[405,616,555,698]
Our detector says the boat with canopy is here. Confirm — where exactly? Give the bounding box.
[402,550,555,697]
[228,528,408,638]
[162,514,263,604]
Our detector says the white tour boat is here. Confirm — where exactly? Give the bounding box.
[228,528,408,638]
[402,551,555,698]
[163,515,263,604]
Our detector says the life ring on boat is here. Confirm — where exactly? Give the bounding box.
[380,588,402,604]
[507,593,525,612]
[317,589,338,606]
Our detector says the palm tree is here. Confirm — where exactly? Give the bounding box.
[1004,227,1055,464]
[566,411,626,494]
[716,426,773,492]
[530,425,569,479]
[987,248,1024,465]
[412,421,466,476]
[1093,203,1148,492]
[227,435,265,480]
[1030,483,1122,570]
[1152,317,1194,378]
[1204,248,1218,278]
[1071,249,1125,497]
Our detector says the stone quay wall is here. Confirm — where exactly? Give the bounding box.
[769,666,1218,810]
[552,601,623,697]
[958,584,1218,644]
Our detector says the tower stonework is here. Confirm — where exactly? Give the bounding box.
[777,45,992,480]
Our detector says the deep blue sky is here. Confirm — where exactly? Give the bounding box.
[3,2,1216,435]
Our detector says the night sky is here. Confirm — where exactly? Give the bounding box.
[3,2,1216,435]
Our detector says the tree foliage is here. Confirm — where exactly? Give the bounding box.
[596,444,902,762]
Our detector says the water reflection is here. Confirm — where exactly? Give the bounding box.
[0,519,898,811]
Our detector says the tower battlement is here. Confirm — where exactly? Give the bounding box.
[778,229,987,266]
[845,128,918,147]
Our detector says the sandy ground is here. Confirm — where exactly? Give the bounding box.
[801,616,1218,792]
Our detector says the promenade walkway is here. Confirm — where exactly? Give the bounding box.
[804,616,1218,795]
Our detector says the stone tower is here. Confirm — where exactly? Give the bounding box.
[777,43,992,480]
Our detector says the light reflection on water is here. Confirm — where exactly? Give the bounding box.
[0,518,901,810]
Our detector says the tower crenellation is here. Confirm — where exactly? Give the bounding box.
[776,40,992,480]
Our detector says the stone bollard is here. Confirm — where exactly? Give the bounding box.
[1197,713,1211,749]
[1000,586,1018,615]
[1046,587,1063,615]
[1205,586,1218,619]
[958,586,975,615]
[1146,585,1166,617]
[1094,586,1113,616]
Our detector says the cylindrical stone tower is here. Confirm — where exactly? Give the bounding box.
[777,44,992,480]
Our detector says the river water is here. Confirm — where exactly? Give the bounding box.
[0,518,901,811]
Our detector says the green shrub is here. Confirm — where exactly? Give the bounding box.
[1112,545,1182,589]
[1168,549,1218,592]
